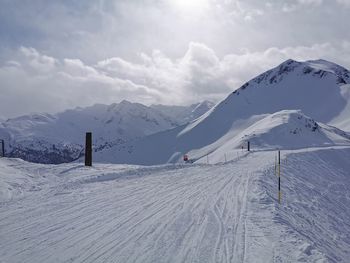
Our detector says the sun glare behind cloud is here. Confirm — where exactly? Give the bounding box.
[170,0,210,12]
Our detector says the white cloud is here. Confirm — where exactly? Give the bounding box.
[63,59,98,77]
[1,41,350,118]
[337,0,350,7]
[0,47,163,118]
[297,0,323,5]
[282,0,323,12]
[19,47,57,73]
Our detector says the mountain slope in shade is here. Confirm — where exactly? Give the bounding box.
[0,100,213,163]
[151,100,215,124]
[95,59,350,165]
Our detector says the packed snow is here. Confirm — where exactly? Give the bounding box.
[1,146,350,262]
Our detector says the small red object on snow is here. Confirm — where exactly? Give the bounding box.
[183,154,189,161]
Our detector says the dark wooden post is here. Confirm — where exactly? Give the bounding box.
[0,139,4,157]
[85,132,92,166]
[247,141,250,151]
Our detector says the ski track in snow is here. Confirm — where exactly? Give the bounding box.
[1,147,350,262]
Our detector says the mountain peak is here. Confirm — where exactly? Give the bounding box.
[236,58,349,93]
[119,99,132,105]
[276,58,349,76]
[111,100,146,114]
[280,58,300,65]
[237,59,302,89]
[306,58,340,66]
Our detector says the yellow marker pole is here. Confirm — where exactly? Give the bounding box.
[278,150,281,204]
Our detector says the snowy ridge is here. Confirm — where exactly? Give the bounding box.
[245,59,350,88]
[192,110,350,164]
[1,146,349,262]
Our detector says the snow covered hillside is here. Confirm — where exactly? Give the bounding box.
[191,110,350,164]
[95,59,350,165]
[151,100,215,125]
[94,109,350,166]
[1,146,349,262]
[0,100,213,164]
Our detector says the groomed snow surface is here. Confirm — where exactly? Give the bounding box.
[1,146,350,262]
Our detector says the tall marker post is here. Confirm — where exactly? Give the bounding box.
[278,150,281,204]
[85,132,92,166]
[0,139,4,157]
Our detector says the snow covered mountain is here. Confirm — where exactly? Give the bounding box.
[0,100,214,163]
[95,59,350,165]
[193,110,350,164]
[94,110,350,165]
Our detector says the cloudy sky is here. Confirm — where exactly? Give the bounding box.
[0,0,350,118]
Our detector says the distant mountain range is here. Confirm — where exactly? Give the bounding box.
[2,58,350,165]
[0,100,214,163]
[93,59,350,165]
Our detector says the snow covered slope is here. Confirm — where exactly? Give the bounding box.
[0,100,213,164]
[1,146,349,262]
[95,59,350,165]
[183,58,350,136]
[191,110,350,164]
[151,100,215,125]
[94,110,350,165]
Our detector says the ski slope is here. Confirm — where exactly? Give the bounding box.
[1,146,350,262]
